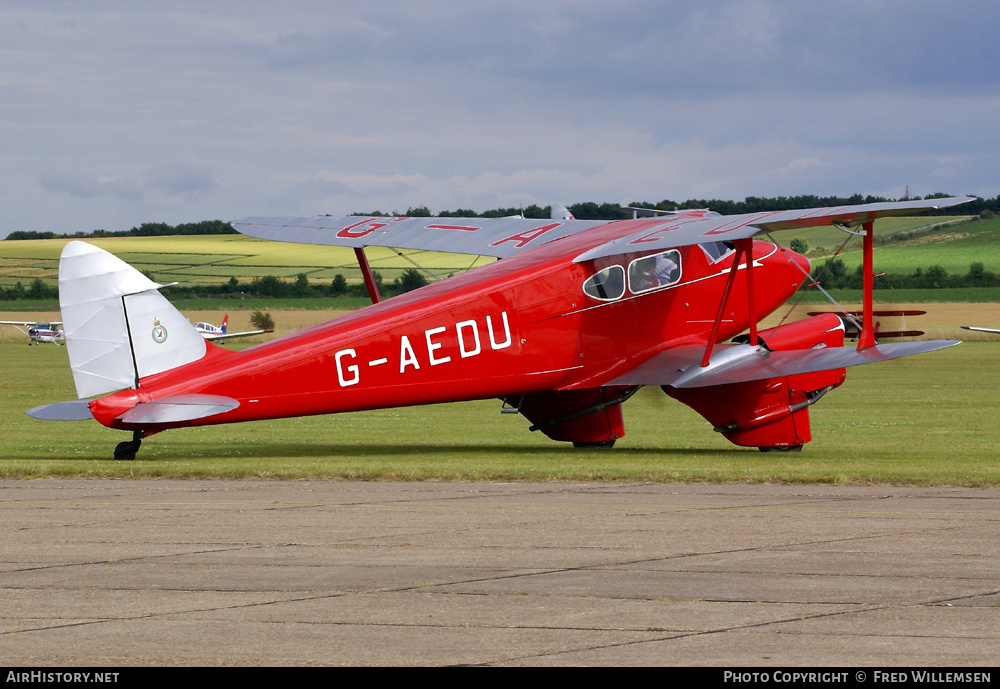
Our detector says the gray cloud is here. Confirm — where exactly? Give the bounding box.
[4,1,999,237]
[37,159,215,202]
[140,159,218,196]
[38,168,106,198]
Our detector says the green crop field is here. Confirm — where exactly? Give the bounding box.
[805,216,1000,276]
[787,216,973,254]
[2,341,997,484]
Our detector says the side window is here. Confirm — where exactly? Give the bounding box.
[628,250,681,294]
[582,265,625,301]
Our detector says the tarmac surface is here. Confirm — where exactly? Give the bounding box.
[0,480,997,667]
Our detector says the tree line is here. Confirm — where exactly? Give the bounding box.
[0,267,430,302]
[6,193,996,241]
[811,259,1000,290]
[7,258,997,304]
[155,268,429,301]
[6,220,236,241]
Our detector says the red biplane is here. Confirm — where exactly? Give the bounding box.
[29,197,971,459]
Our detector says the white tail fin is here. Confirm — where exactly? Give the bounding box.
[59,241,207,399]
[551,203,575,221]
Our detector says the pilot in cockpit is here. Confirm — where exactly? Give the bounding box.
[652,253,679,285]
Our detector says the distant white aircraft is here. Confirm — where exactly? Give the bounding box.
[0,320,65,345]
[961,326,1000,334]
[192,314,272,342]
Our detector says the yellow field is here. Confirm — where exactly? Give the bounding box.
[0,234,496,288]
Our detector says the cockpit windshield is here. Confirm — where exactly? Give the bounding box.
[582,265,626,301]
[699,241,734,263]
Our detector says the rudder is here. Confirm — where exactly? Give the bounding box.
[59,241,208,399]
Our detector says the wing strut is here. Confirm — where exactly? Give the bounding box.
[858,221,875,350]
[354,247,382,305]
[701,238,757,367]
[742,238,759,347]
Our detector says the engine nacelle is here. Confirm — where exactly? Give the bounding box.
[517,388,628,447]
[667,314,848,451]
[753,312,846,350]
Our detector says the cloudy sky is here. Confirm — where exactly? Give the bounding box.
[2,1,997,237]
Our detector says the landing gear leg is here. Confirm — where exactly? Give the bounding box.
[114,431,143,460]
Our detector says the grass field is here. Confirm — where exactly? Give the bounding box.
[2,338,997,485]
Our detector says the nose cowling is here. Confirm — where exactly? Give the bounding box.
[747,240,811,312]
[784,245,811,276]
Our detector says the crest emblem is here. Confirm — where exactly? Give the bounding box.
[151,319,168,344]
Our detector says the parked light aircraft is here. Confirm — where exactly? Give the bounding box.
[1,320,64,345]
[961,326,1000,334]
[193,314,273,342]
[28,196,972,460]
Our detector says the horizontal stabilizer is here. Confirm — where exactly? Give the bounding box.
[609,340,960,388]
[27,400,95,421]
[115,395,240,426]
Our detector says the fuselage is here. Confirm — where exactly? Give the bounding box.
[88,220,809,431]
[28,325,64,344]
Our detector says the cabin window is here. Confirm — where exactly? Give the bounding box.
[582,265,625,301]
[627,250,681,294]
[699,241,734,263]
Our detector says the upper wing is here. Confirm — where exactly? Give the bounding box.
[232,216,609,259]
[1,320,61,326]
[573,197,975,262]
[235,197,973,261]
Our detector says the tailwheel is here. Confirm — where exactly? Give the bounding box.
[573,440,616,449]
[758,445,803,453]
[113,431,143,460]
